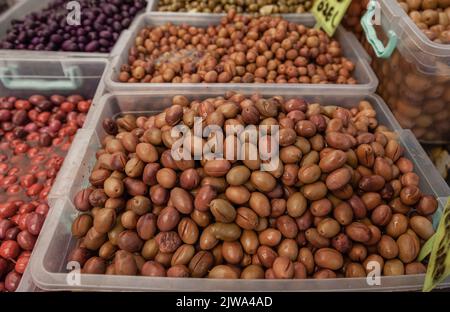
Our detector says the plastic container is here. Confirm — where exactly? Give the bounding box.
[105,13,378,95]
[28,90,450,291]
[147,0,315,16]
[0,57,108,292]
[0,0,152,58]
[361,0,450,144]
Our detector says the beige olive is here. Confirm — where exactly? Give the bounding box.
[314,248,344,270]
[383,259,405,276]
[210,199,236,223]
[377,235,399,260]
[409,215,435,240]
[250,171,276,192]
[208,265,239,279]
[286,192,307,217]
[317,218,341,238]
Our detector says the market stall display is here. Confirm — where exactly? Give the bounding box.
[0,58,107,292]
[28,91,450,291]
[0,0,448,293]
[154,0,314,14]
[106,12,377,93]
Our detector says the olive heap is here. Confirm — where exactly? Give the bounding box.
[398,0,450,44]
[0,95,92,291]
[119,12,356,84]
[70,93,437,279]
[0,0,146,52]
[157,0,313,14]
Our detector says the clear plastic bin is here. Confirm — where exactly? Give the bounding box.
[146,0,315,17]
[0,57,108,292]
[0,0,152,58]
[361,0,450,144]
[28,90,450,291]
[105,13,377,95]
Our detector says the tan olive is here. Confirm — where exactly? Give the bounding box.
[345,263,367,278]
[225,186,251,205]
[317,218,341,238]
[377,235,399,260]
[386,213,409,238]
[383,259,405,276]
[298,164,321,184]
[250,171,276,192]
[222,241,244,264]
[305,228,330,248]
[93,208,117,234]
[314,248,344,270]
[210,199,237,223]
[142,239,159,260]
[178,218,199,245]
[104,177,124,198]
[136,143,158,163]
[241,264,265,279]
[298,247,315,275]
[248,192,271,217]
[286,192,307,217]
[240,230,260,255]
[208,265,239,279]
[235,208,259,230]
[397,233,419,264]
[409,215,435,240]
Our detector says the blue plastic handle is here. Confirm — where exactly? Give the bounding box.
[0,65,82,91]
[361,0,398,59]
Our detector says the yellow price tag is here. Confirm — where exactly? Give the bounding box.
[312,0,352,37]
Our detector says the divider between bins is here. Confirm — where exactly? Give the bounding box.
[109,29,132,59]
[146,0,156,12]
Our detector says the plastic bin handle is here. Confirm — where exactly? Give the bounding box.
[361,0,398,59]
[0,65,82,91]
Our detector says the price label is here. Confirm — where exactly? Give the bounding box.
[312,0,352,37]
